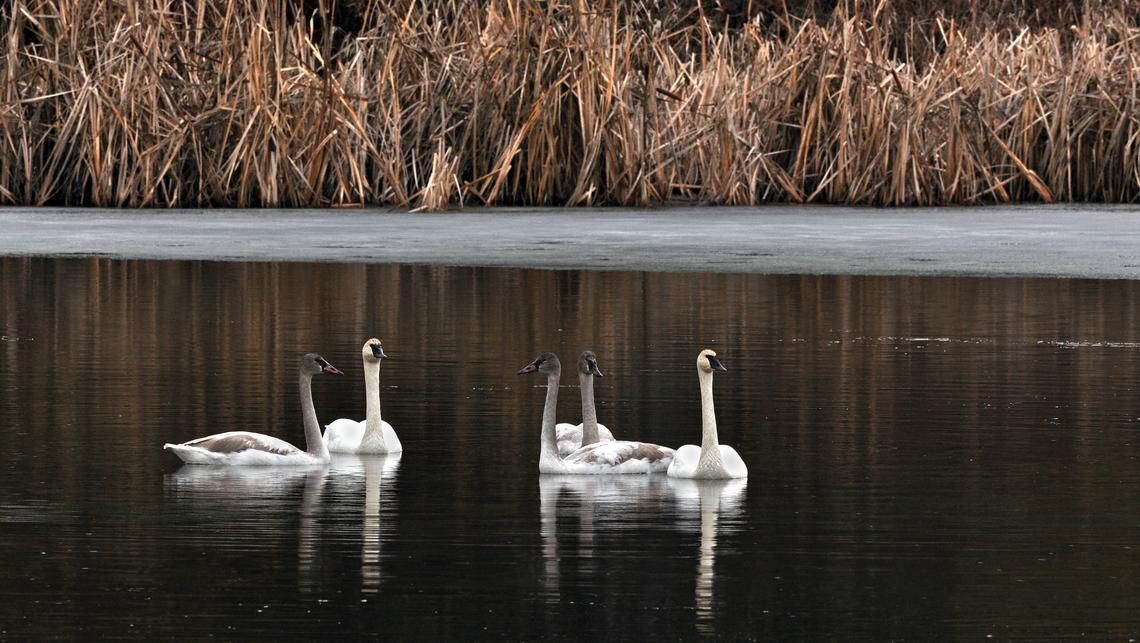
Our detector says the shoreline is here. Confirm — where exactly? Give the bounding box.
[3,205,1140,279]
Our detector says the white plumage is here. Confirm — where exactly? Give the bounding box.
[667,349,748,480]
[324,339,403,455]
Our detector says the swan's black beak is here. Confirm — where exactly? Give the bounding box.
[517,362,538,375]
[588,360,604,377]
[707,355,727,373]
[371,344,388,360]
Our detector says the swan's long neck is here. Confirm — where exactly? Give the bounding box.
[540,370,561,461]
[697,368,724,469]
[362,358,385,448]
[299,372,330,459]
[579,369,600,445]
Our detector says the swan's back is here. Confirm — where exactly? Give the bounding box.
[561,440,675,474]
[164,431,312,465]
[555,422,615,457]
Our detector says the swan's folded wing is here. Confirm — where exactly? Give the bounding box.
[719,445,749,478]
[567,440,675,466]
[555,423,584,456]
[180,431,300,455]
[665,444,702,477]
[556,423,616,456]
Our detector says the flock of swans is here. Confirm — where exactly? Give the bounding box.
[164,339,747,480]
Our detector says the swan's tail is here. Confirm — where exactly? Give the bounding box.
[163,443,216,464]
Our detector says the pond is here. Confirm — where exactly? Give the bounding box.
[0,258,1137,639]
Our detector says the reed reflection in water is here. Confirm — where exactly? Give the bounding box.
[1,256,1138,640]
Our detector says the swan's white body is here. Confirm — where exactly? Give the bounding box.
[324,340,402,455]
[164,354,337,466]
[522,353,673,475]
[668,350,747,480]
[324,419,402,455]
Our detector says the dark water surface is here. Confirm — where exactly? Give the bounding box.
[0,258,1137,640]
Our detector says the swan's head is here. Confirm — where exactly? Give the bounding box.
[577,350,604,377]
[363,338,387,362]
[697,349,727,374]
[302,353,344,376]
[517,352,560,376]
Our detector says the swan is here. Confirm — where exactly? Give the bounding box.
[163,353,342,465]
[323,339,402,454]
[518,352,674,474]
[667,349,747,479]
[554,350,616,456]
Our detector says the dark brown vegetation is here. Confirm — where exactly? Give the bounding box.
[1,0,1138,209]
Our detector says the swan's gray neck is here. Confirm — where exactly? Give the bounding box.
[300,372,330,459]
[579,369,600,445]
[540,370,561,459]
[697,369,724,470]
[362,359,385,448]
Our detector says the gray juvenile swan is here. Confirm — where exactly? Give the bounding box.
[323,339,403,454]
[555,350,616,456]
[519,352,673,474]
[163,353,342,465]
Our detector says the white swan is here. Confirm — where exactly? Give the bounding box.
[324,339,402,454]
[163,353,342,465]
[518,352,674,474]
[667,349,747,479]
[555,350,616,456]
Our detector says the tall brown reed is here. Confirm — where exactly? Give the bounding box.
[2,0,1139,209]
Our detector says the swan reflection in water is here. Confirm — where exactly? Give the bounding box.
[164,453,401,594]
[327,453,403,593]
[667,477,747,636]
[538,475,669,602]
[163,465,330,592]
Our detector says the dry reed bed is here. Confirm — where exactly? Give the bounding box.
[2,0,1139,209]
